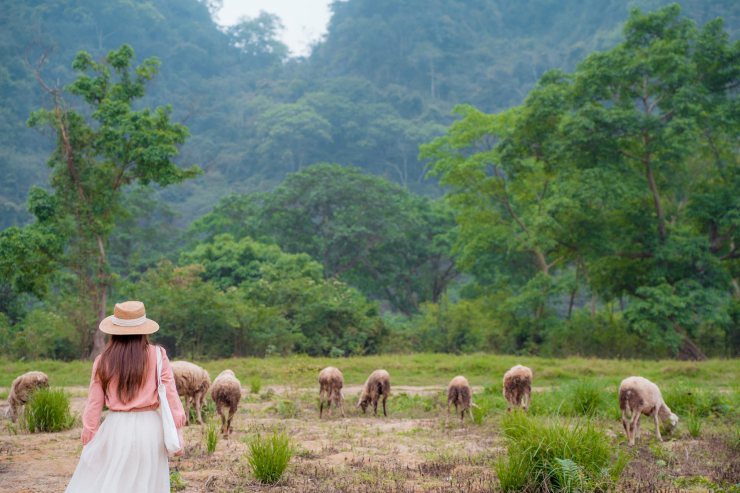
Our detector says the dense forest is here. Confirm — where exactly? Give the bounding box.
[1,0,739,361]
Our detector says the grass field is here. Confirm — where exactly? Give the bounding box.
[1,354,739,492]
[1,353,738,389]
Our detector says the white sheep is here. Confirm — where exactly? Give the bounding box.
[209,370,241,438]
[619,376,678,446]
[446,376,474,425]
[357,369,390,416]
[171,361,211,425]
[318,367,345,418]
[503,365,532,412]
[4,371,50,422]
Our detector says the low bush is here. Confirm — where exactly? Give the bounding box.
[19,387,75,433]
[494,411,631,492]
[245,429,294,484]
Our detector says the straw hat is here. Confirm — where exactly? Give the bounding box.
[99,301,159,335]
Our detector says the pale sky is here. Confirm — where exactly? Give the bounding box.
[216,0,334,57]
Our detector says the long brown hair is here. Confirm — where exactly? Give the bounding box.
[96,334,151,404]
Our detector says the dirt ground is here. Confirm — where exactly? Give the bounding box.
[1,386,738,492]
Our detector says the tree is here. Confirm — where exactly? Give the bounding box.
[0,44,199,358]
[228,11,289,64]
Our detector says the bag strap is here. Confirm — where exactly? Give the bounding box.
[156,346,163,387]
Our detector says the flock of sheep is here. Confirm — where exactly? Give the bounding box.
[3,363,679,446]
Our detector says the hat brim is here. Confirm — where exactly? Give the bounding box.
[99,316,159,335]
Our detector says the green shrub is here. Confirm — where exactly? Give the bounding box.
[685,412,702,438]
[20,387,75,433]
[561,379,609,417]
[245,429,294,484]
[727,423,740,450]
[250,375,262,394]
[205,419,219,453]
[494,411,631,492]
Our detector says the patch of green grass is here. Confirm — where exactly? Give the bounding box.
[169,470,187,491]
[560,379,609,417]
[185,397,216,424]
[250,375,262,394]
[244,429,294,484]
[727,422,740,450]
[685,412,702,438]
[19,387,76,433]
[495,411,631,492]
[3,355,738,389]
[268,399,300,419]
[0,390,8,400]
[205,418,219,453]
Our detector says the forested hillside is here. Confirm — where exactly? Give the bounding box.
[1,1,740,362]
[3,0,739,229]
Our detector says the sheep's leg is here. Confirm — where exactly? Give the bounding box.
[339,396,345,418]
[319,389,325,418]
[460,406,465,423]
[629,412,641,445]
[653,413,662,442]
[523,392,531,412]
[445,400,451,425]
[373,398,378,415]
[326,398,332,418]
[621,408,630,441]
[184,396,191,426]
[468,405,474,422]
[225,404,237,438]
[195,392,204,425]
[217,403,227,436]
[382,396,387,417]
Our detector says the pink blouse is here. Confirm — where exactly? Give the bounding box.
[82,345,186,454]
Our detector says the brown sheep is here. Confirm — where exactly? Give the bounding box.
[171,361,211,425]
[4,371,50,423]
[209,369,241,438]
[318,367,345,418]
[446,376,474,425]
[619,376,678,446]
[357,369,390,416]
[503,365,533,412]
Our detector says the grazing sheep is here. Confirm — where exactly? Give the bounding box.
[171,361,211,425]
[357,369,391,416]
[446,376,474,425]
[4,371,49,422]
[209,370,241,438]
[318,367,345,418]
[619,376,678,446]
[503,365,533,412]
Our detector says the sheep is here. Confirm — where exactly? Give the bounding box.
[446,376,474,425]
[619,376,678,446]
[503,365,533,412]
[318,367,345,418]
[4,371,49,423]
[171,361,211,426]
[357,369,390,416]
[209,369,241,438]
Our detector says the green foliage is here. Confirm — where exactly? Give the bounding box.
[685,412,702,438]
[19,387,76,433]
[204,419,219,454]
[244,429,294,484]
[560,380,608,417]
[250,375,262,394]
[169,470,187,491]
[495,412,631,492]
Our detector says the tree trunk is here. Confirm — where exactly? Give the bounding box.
[673,325,708,361]
[89,288,108,360]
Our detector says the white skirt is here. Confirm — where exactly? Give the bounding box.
[66,410,170,493]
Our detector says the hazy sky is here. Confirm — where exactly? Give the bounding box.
[216,0,334,57]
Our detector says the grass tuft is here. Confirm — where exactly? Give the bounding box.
[561,379,608,417]
[250,375,262,394]
[495,410,631,492]
[685,412,702,438]
[19,387,75,433]
[205,418,219,453]
[245,429,294,484]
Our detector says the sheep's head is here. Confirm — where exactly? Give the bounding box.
[356,396,369,413]
[667,413,679,428]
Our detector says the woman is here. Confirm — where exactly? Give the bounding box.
[66,301,186,493]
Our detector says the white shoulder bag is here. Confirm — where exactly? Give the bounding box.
[156,346,181,457]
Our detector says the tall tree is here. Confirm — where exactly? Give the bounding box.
[0,44,199,358]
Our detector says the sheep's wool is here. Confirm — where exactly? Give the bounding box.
[65,411,169,492]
